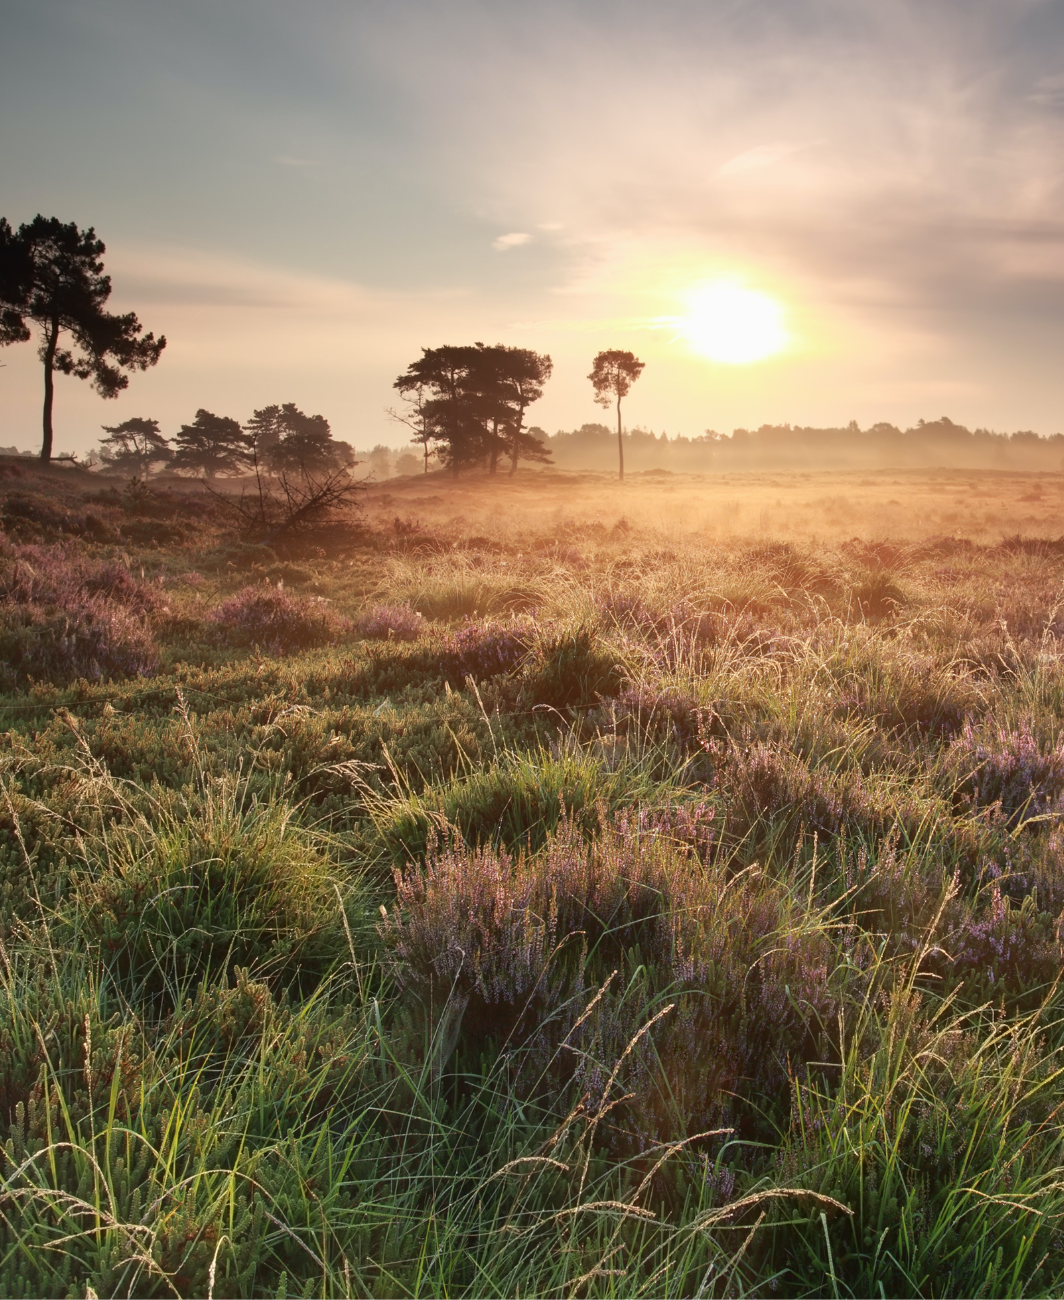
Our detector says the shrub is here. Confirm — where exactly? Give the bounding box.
[947,718,1064,828]
[67,779,351,1006]
[721,740,876,842]
[0,491,81,539]
[749,539,840,598]
[599,681,715,751]
[521,623,621,709]
[848,568,906,618]
[382,814,838,1145]
[369,748,617,862]
[355,601,424,641]
[841,836,1062,1010]
[210,584,349,653]
[824,629,981,739]
[595,590,656,632]
[441,617,532,680]
[0,544,161,686]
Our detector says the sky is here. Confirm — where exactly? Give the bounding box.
[2,0,1064,457]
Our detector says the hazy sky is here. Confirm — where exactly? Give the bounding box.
[3,0,1064,455]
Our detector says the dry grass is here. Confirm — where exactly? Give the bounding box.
[363,464,1064,546]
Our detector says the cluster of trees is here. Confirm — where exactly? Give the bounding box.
[96,403,354,479]
[0,216,165,462]
[391,344,646,480]
[392,343,554,476]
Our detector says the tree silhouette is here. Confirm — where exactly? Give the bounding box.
[247,403,353,474]
[386,381,436,474]
[99,417,172,476]
[172,409,252,478]
[394,346,486,476]
[588,350,645,482]
[494,345,553,475]
[0,219,32,349]
[0,216,165,462]
[394,343,553,477]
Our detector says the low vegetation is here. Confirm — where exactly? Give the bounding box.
[3,457,1064,1296]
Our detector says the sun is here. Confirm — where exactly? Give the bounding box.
[678,283,788,363]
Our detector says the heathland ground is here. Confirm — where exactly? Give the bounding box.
[3,457,1064,1296]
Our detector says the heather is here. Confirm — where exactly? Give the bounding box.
[4,461,1064,1295]
[0,540,162,685]
[209,583,351,653]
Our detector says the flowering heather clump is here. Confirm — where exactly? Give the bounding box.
[600,682,716,751]
[441,618,532,680]
[210,585,350,653]
[596,591,656,632]
[382,813,837,1143]
[722,740,876,841]
[0,543,161,685]
[949,881,1061,1002]
[355,601,424,641]
[1,543,164,613]
[612,797,718,862]
[948,718,1064,828]
[845,838,1062,1006]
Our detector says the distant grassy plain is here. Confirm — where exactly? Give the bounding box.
[4,457,1064,1297]
[358,464,1064,543]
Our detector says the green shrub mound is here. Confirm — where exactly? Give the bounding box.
[65,778,352,1006]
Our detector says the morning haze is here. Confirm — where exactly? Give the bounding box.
[4,2,1064,1297]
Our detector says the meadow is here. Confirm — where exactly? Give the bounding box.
[3,455,1064,1297]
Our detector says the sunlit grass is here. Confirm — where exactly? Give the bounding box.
[3,469,1064,1293]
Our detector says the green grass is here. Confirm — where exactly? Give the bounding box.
[4,501,1064,1294]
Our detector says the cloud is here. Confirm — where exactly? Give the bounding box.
[716,142,815,177]
[492,231,532,252]
[1029,73,1064,110]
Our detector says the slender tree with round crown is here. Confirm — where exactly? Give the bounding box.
[588,349,645,482]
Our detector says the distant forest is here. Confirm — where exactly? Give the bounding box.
[352,415,1064,479]
[536,417,1064,475]
[6,415,1061,480]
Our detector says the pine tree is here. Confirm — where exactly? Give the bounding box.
[0,215,165,462]
[171,409,252,477]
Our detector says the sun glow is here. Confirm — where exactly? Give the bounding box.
[679,283,788,363]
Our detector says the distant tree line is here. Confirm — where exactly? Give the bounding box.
[543,417,1064,474]
[93,403,354,478]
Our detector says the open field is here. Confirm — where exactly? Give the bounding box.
[357,465,1064,545]
[4,458,1064,1295]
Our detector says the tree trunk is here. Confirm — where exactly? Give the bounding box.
[509,410,523,476]
[423,442,429,474]
[616,394,624,482]
[489,418,499,474]
[40,316,59,463]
